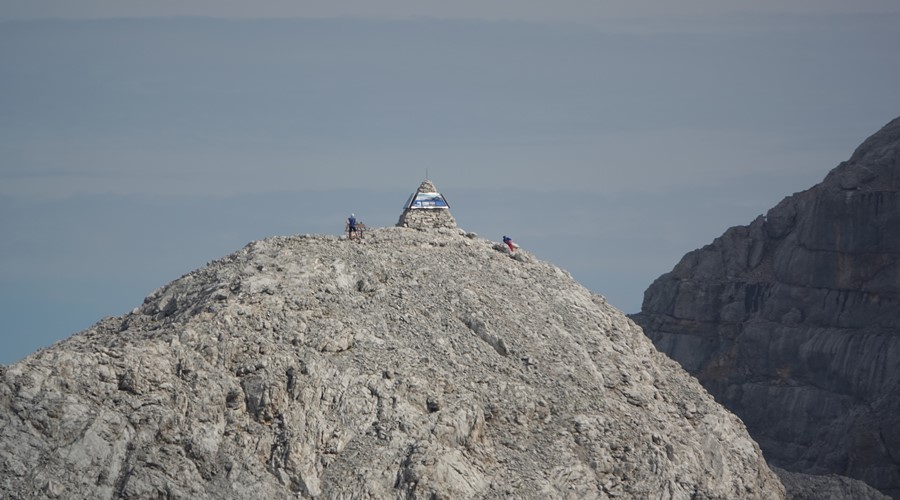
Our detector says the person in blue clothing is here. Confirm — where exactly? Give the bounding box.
[347,213,358,239]
[502,235,517,252]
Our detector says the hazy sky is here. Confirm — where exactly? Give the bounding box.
[4,0,900,21]
[2,2,899,363]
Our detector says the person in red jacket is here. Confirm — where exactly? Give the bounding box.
[502,235,517,252]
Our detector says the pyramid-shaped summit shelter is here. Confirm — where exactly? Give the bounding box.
[396,179,457,229]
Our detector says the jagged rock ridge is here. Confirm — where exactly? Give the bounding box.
[633,116,900,497]
[1,227,783,498]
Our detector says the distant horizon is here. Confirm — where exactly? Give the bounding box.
[2,10,899,364]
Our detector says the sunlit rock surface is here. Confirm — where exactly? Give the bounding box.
[1,227,782,499]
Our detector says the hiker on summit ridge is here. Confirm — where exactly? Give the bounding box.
[503,235,517,252]
[347,213,358,239]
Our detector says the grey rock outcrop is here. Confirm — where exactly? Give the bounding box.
[1,227,783,499]
[633,116,900,497]
[774,467,891,500]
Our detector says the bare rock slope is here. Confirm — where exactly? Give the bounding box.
[1,227,783,499]
[774,467,890,500]
[634,116,900,497]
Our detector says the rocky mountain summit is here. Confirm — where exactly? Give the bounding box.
[634,116,900,497]
[1,225,784,498]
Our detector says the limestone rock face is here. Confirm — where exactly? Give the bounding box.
[633,116,900,497]
[774,467,891,500]
[1,228,783,499]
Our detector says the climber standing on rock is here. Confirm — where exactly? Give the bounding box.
[347,213,358,240]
